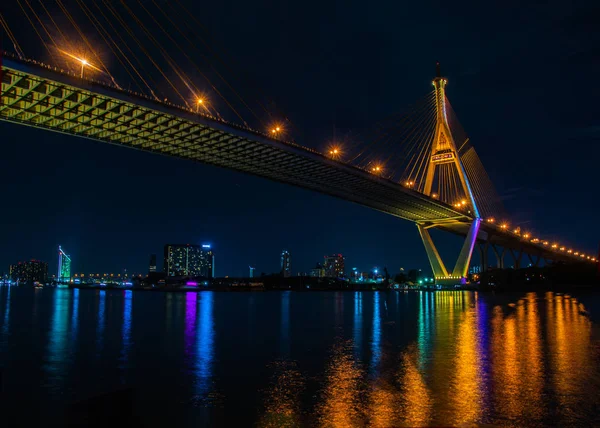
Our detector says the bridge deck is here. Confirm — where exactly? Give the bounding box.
[0,56,469,224]
[0,55,590,265]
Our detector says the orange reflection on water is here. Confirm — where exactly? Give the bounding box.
[491,293,546,422]
[259,291,596,427]
[547,292,592,423]
[258,361,303,428]
[316,341,364,427]
[449,292,483,425]
[396,344,432,427]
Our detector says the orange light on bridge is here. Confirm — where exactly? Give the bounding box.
[372,165,382,174]
[543,241,549,246]
[487,218,495,223]
[574,252,579,255]
[58,49,101,78]
[196,97,207,113]
[559,246,565,251]
[500,223,508,229]
[523,233,530,239]
[567,249,573,253]
[431,193,438,198]
[328,147,341,159]
[551,243,558,249]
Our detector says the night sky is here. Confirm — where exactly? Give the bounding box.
[1,0,598,277]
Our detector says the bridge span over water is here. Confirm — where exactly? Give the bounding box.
[1,54,595,284]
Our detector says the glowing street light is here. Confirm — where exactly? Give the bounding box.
[328,147,341,159]
[431,193,438,198]
[271,125,282,137]
[196,97,205,112]
[58,49,101,79]
[500,223,508,230]
[79,58,89,78]
[371,165,382,174]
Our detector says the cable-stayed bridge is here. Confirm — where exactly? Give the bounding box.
[0,0,596,284]
[1,54,595,284]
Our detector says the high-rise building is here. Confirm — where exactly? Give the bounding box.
[164,244,214,278]
[201,245,215,278]
[149,254,157,273]
[10,260,48,284]
[249,266,256,278]
[281,250,291,278]
[323,254,345,278]
[310,263,324,278]
[58,246,71,283]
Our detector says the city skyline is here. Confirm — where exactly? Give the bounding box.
[4,244,408,280]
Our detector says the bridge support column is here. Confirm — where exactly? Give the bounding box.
[479,242,489,272]
[510,248,523,269]
[417,218,481,286]
[491,245,505,269]
[417,225,448,279]
[528,254,540,267]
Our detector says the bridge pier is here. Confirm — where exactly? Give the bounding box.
[418,219,481,286]
[527,254,540,267]
[478,242,489,272]
[491,244,505,269]
[510,248,523,269]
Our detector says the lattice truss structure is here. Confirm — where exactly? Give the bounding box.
[0,58,471,225]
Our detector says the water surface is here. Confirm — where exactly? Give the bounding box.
[1,286,599,427]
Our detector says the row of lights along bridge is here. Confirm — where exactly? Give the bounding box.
[65,53,596,265]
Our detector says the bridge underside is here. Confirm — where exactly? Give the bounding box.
[0,56,590,270]
[1,57,469,225]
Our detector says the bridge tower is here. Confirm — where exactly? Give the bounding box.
[417,63,481,286]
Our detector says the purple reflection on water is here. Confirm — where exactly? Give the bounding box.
[195,292,214,394]
[120,290,133,366]
[184,292,197,359]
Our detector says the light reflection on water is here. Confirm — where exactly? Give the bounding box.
[120,289,133,367]
[0,287,599,427]
[95,289,106,355]
[45,289,71,394]
[194,291,214,396]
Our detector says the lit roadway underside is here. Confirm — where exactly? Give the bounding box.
[0,55,587,265]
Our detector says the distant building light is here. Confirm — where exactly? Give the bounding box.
[202,244,211,248]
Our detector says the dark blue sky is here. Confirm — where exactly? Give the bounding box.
[1,0,598,276]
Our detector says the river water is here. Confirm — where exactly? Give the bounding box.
[0,286,599,427]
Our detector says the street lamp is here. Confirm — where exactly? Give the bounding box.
[196,98,204,113]
[329,147,341,159]
[79,58,88,78]
[271,126,282,137]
